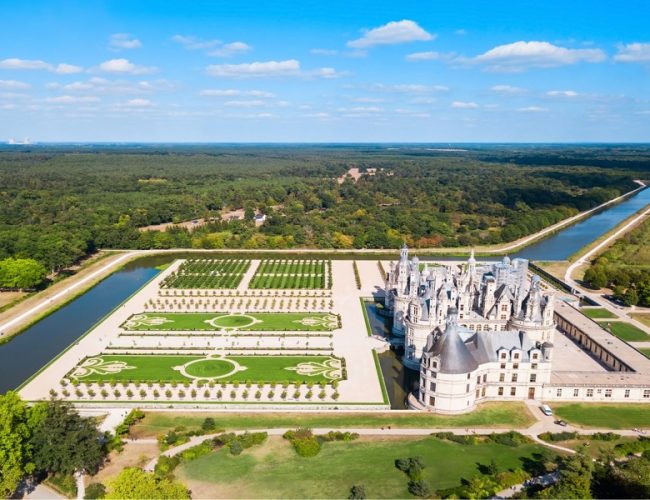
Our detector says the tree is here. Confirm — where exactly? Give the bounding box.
[106,468,189,499]
[201,417,216,431]
[624,287,639,307]
[0,392,35,497]
[84,482,107,499]
[349,484,367,499]
[0,258,47,289]
[30,399,106,475]
[538,453,593,499]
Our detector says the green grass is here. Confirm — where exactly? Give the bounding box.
[177,435,555,499]
[373,350,389,405]
[123,312,339,331]
[553,403,650,429]
[131,402,535,438]
[161,259,250,289]
[581,308,617,319]
[360,298,372,337]
[598,321,650,341]
[249,259,330,289]
[640,348,650,358]
[70,354,342,383]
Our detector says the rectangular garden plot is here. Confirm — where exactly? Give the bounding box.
[249,259,331,289]
[123,312,340,331]
[69,355,344,384]
[160,259,250,289]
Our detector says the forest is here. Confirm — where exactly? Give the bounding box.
[1,144,649,275]
[583,215,650,306]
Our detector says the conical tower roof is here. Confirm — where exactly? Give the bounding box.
[430,307,479,374]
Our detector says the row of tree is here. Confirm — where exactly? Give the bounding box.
[0,258,47,290]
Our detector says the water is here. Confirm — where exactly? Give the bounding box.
[1,187,649,393]
[513,187,650,261]
[0,265,158,393]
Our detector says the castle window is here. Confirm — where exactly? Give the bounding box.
[514,352,520,360]
[476,376,481,385]
[481,387,486,397]
[476,325,482,331]
[510,387,516,396]
[460,304,465,311]
[530,374,537,383]
[500,314,507,320]
[482,374,487,383]
[643,390,650,398]
[513,363,519,370]
[531,363,538,370]
[511,373,518,383]
[500,324,507,331]
[624,389,630,398]
[556,388,563,397]
[430,382,436,392]
[573,388,579,397]
[500,352,507,359]
[429,396,435,406]
[467,373,471,380]
[498,387,504,396]
[532,353,539,360]
[605,389,612,398]
[500,363,506,369]
[431,360,437,369]
[466,384,470,393]
[501,304,508,311]
[476,389,480,398]
[587,389,593,397]
[499,373,505,382]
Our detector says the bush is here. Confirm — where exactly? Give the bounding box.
[84,482,106,499]
[395,457,425,481]
[201,417,216,432]
[431,432,477,445]
[539,431,578,442]
[155,455,181,479]
[591,432,621,441]
[408,480,431,498]
[487,431,530,447]
[349,484,367,499]
[292,437,321,457]
[229,440,243,456]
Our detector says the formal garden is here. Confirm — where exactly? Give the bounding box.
[249,259,331,289]
[160,259,250,289]
[67,354,345,384]
[122,312,340,331]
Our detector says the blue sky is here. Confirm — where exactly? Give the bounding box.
[1,0,649,142]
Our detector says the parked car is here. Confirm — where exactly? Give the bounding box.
[540,404,553,416]
[554,419,568,427]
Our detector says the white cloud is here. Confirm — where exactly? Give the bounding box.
[54,63,83,74]
[172,35,221,50]
[337,106,383,113]
[207,59,300,78]
[350,97,385,103]
[209,42,252,57]
[310,67,344,79]
[55,77,173,95]
[311,49,338,56]
[44,95,100,103]
[614,43,650,63]
[472,41,606,71]
[451,101,479,109]
[98,59,157,75]
[490,84,527,94]
[123,98,153,107]
[0,58,83,73]
[406,51,440,61]
[517,106,548,112]
[223,100,266,107]
[546,90,579,97]
[454,29,467,36]
[110,33,142,50]
[0,80,30,89]
[371,83,449,93]
[347,20,434,49]
[200,89,275,98]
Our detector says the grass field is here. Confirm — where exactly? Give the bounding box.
[131,403,535,438]
[69,354,343,383]
[122,312,339,331]
[553,403,650,429]
[598,321,650,341]
[249,259,330,289]
[630,313,650,328]
[581,307,616,319]
[160,259,250,289]
[177,435,556,499]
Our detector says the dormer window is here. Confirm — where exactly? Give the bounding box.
[500,352,507,360]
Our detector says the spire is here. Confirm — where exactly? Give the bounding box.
[468,248,476,265]
[400,242,409,263]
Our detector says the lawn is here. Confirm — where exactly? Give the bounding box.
[553,403,650,429]
[131,402,535,438]
[69,354,343,383]
[122,312,339,331]
[177,435,556,499]
[160,259,250,289]
[597,321,650,341]
[630,313,650,328]
[640,348,650,358]
[249,259,330,289]
[581,307,616,319]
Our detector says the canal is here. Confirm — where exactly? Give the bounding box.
[0,187,648,394]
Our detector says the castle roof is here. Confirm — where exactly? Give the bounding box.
[427,311,479,374]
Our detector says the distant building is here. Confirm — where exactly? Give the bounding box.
[254,213,267,226]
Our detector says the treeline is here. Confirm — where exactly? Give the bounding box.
[583,216,650,306]
[0,146,646,270]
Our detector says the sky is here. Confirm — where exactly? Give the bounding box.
[1,0,649,142]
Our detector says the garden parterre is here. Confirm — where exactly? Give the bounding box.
[160,259,250,289]
[249,259,331,289]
